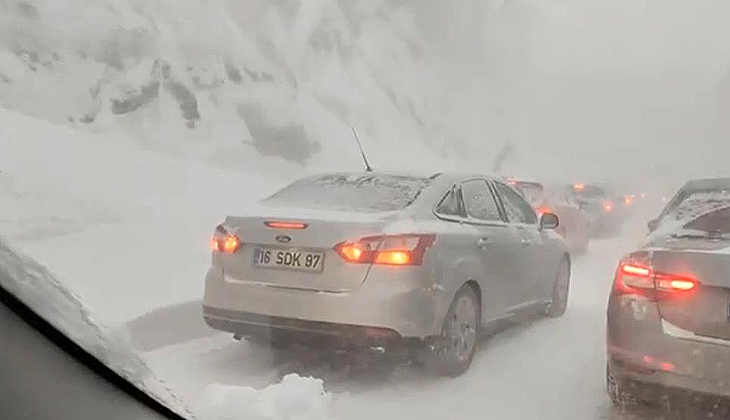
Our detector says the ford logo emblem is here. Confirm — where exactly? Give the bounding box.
[275,235,292,244]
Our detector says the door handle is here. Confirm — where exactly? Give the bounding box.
[477,237,492,248]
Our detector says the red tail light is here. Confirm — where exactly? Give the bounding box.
[211,225,241,254]
[603,201,614,212]
[614,262,697,299]
[334,234,436,266]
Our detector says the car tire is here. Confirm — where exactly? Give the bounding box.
[547,257,570,317]
[431,284,480,376]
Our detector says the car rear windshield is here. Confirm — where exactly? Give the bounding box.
[670,190,730,222]
[263,173,433,212]
[682,206,730,234]
[514,182,544,206]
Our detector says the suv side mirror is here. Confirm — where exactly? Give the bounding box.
[540,213,559,230]
[647,218,659,232]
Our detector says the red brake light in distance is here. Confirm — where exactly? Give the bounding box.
[211,225,242,254]
[265,221,308,229]
[536,205,552,216]
[603,201,614,212]
[334,234,436,266]
[573,182,585,191]
[614,262,697,299]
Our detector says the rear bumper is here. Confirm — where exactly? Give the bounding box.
[203,306,402,347]
[202,265,448,339]
[608,356,730,402]
[607,295,730,400]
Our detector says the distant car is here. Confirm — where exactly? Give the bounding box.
[568,183,622,237]
[647,178,730,234]
[203,172,571,375]
[607,204,730,408]
[511,180,590,254]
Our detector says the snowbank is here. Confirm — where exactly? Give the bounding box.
[0,107,279,324]
[200,374,333,420]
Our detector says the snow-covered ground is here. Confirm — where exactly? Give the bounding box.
[0,108,284,324]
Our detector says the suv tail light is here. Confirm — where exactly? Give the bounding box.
[211,225,241,254]
[614,262,697,300]
[334,234,436,266]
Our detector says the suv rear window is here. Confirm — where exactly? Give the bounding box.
[263,173,432,212]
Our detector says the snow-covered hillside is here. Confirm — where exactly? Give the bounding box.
[0,0,497,174]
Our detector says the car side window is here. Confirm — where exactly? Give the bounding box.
[435,185,465,218]
[493,182,538,224]
[461,179,502,221]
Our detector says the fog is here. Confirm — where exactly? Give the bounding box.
[477,0,730,184]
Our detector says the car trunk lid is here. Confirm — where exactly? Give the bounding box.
[217,209,395,292]
[653,249,730,341]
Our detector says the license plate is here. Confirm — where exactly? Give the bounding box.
[253,247,324,272]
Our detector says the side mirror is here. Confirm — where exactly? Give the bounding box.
[540,212,559,230]
[647,219,658,232]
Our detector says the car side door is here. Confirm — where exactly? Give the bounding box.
[459,179,525,318]
[491,181,547,307]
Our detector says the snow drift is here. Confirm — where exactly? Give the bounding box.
[200,374,332,420]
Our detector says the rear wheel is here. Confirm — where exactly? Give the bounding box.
[547,257,570,317]
[431,284,480,376]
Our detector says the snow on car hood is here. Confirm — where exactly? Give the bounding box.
[0,238,194,419]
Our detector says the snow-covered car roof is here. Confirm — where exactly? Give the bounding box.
[261,172,503,214]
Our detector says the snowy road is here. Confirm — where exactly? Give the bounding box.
[135,226,677,420]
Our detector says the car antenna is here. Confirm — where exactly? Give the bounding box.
[350,125,373,172]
